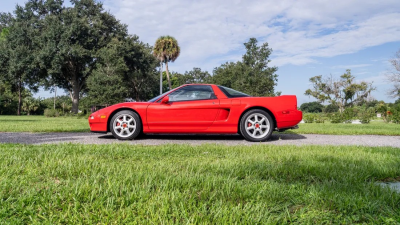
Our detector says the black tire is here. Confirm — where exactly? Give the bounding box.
[109,110,142,140]
[240,109,274,142]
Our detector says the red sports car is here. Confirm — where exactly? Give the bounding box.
[88,84,302,142]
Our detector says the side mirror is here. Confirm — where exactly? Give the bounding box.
[161,96,169,104]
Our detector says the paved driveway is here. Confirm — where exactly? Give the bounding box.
[0,132,399,147]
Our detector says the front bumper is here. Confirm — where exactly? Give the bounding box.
[88,113,108,132]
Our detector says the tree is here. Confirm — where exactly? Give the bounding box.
[212,38,278,96]
[123,36,159,101]
[324,104,339,113]
[0,80,17,115]
[0,5,41,115]
[22,96,39,115]
[160,71,181,92]
[153,36,180,91]
[0,12,13,29]
[0,28,9,41]
[36,0,128,113]
[386,50,400,99]
[305,69,375,112]
[87,35,159,103]
[87,38,128,105]
[179,67,211,84]
[300,101,324,113]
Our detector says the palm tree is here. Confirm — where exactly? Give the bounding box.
[153,36,180,91]
[22,97,39,115]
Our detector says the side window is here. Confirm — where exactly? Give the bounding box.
[168,85,216,102]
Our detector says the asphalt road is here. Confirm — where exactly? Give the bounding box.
[0,132,399,147]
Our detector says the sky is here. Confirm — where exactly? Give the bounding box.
[2,0,400,104]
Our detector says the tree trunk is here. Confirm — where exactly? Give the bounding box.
[133,84,140,102]
[135,92,140,102]
[70,78,80,114]
[54,86,56,110]
[165,61,172,90]
[17,76,21,116]
[160,61,163,95]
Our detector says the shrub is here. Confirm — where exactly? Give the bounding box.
[303,113,315,123]
[76,111,90,119]
[391,105,400,124]
[392,111,400,124]
[359,115,371,124]
[315,114,325,123]
[342,108,355,123]
[376,102,391,123]
[330,113,343,123]
[44,109,59,117]
[357,106,375,124]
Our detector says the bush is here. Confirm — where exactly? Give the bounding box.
[76,112,90,119]
[303,113,315,123]
[376,102,391,123]
[391,104,400,124]
[342,108,355,123]
[392,111,400,124]
[330,113,343,123]
[357,106,375,124]
[44,109,59,117]
[359,115,371,124]
[315,114,325,123]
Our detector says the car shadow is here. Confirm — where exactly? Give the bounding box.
[98,133,307,141]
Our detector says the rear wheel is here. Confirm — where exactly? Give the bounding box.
[240,109,274,142]
[110,110,141,140]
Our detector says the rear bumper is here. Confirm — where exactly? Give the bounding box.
[276,110,302,129]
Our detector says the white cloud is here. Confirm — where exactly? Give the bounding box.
[332,64,372,69]
[356,72,388,86]
[102,0,400,72]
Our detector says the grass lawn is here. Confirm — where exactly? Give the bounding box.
[285,121,400,136]
[0,115,89,132]
[1,116,400,136]
[0,143,399,223]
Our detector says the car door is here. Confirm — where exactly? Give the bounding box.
[146,85,220,132]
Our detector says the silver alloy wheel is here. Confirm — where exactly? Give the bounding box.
[113,114,137,138]
[244,113,270,139]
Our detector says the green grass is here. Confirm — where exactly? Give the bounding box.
[0,115,89,132]
[1,143,399,224]
[1,116,400,136]
[285,121,400,136]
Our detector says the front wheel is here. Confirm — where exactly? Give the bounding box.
[110,110,142,140]
[240,109,274,142]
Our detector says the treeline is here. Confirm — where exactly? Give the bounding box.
[0,0,279,115]
[2,1,398,117]
[300,100,400,124]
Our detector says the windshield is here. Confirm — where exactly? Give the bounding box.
[218,86,251,98]
[148,93,165,103]
[147,87,180,102]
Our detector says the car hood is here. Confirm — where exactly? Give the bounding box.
[93,102,151,115]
